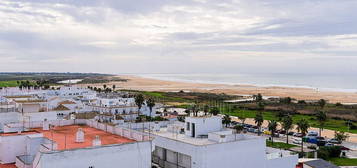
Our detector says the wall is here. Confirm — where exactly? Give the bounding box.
[0,133,43,163]
[36,141,151,168]
[0,112,19,131]
[185,116,222,137]
[266,154,298,168]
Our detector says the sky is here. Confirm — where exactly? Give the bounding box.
[0,0,357,75]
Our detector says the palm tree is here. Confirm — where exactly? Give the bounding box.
[296,118,310,153]
[316,110,327,137]
[281,115,293,144]
[146,98,155,117]
[209,107,220,116]
[318,99,326,109]
[268,120,278,144]
[222,115,231,127]
[254,112,264,135]
[240,115,246,125]
[135,94,145,114]
[234,125,244,134]
[191,104,199,117]
[203,105,209,116]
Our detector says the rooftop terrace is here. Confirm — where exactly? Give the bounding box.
[0,163,16,168]
[151,128,258,146]
[33,125,135,150]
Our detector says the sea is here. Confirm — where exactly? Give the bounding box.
[131,73,357,93]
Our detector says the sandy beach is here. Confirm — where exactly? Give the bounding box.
[85,75,357,104]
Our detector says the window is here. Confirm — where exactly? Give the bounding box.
[186,122,190,130]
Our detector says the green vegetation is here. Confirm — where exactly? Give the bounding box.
[266,140,297,150]
[0,80,21,87]
[224,109,357,134]
[328,157,357,166]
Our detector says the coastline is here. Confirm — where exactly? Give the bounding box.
[84,75,357,104]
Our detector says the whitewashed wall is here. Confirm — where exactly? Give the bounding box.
[35,141,151,168]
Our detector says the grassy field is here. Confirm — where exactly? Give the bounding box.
[266,140,297,150]
[121,90,357,134]
[328,157,357,166]
[224,109,357,134]
[0,81,20,87]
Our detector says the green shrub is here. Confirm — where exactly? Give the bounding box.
[317,146,342,159]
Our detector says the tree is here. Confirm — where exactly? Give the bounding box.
[203,105,209,116]
[316,110,327,137]
[191,104,199,117]
[280,97,292,104]
[135,94,145,114]
[234,125,244,134]
[239,115,246,125]
[254,112,264,136]
[268,120,278,144]
[209,107,220,116]
[296,118,310,153]
[275,111,286,121]
[112,85,116,91]
[257,102,265,111]
[253,93,263,102]
[146,98,155,117]
[281,115,293,144]
[222,115,231,127]
[318,99,326,109]
[103,84,107,89]
[334,131,349,143]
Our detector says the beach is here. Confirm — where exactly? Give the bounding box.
[85,75,357,104]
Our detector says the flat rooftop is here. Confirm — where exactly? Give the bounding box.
[151,128,216,146]
[33,125,135,150]
[151,128,259,146]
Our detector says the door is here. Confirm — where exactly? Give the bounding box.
[191,123,195,137]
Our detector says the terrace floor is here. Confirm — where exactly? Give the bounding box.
[0,164,16,168]
[32,125,135,150]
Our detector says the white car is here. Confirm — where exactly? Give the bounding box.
[293,137,302,144]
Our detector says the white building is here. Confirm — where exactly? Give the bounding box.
[0,119,152,168]
[151,116,298,168]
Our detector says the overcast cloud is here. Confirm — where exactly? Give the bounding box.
[0,0,356,74]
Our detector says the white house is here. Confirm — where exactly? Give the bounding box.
[151,116,298,168]
[0,119,152,168]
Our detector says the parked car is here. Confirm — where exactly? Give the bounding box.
[325,143,334,147]
[293,137,302,144]
[328,138,342,144]
[288,131,295,136]
[263,130,271,135]
[293,133,303,137]
[316,139,327,146]
[307,131,318,137]
[254,129,261,134]
[248,128,255,132]
[278,130,286,135]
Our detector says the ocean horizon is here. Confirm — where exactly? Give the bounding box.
[124,73,357,93]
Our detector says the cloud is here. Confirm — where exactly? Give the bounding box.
[0,0,356,74]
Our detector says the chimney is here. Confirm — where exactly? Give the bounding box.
[92,135,101,146]
[75,128,85,143]
[43,119,49,130]
[154,122,160,132]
